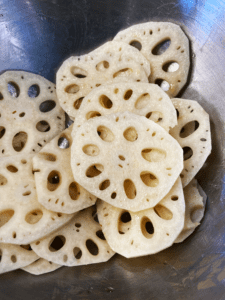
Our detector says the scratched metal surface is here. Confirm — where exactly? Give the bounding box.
[0,0,225,299]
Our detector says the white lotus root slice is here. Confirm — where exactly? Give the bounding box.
[30,206,115,266]
[170,99,211,187]
[0,154,74,244]
[73,82,177,132]
[22,258,61,275]
[97,178,185,258]
[114,22,190,97]
[33,125,96,214]
[175,179,206,243]
[0,71,65,158]
[71,111,183,211]
[56,41,150,119]
[0,243,39,274]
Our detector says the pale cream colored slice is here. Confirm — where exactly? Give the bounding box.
[22,258,61,275]
[114,22,190,97]
[71,111,183,211]
[73,82,177,132]
[97,178,185,258]
[0,71,65,157]
[56,41,150,119]
[175,179,206,243]
[30,206,115,266]
[33,125,96,214]
[0,154,74,245]
[170,99,211,187]
[0,243,38,274]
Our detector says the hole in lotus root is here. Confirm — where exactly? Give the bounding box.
[49,235,66,252]
[123,127,138,142]
[141,148,166,162]
[65,84,80,94]
[6,165,18,173]
[140,172,159,187]
[39,100,56,113]
[113,68,133,78]
[152,39,171,55]
[97,126,115,142]
[58,135,70,149]
[99,95,113,109]
[86,111,101,120]
[0,126,6,139]
[146,111,163,123]
[73,247,82,259]
[39,152,57,162]
[25,209,43,224]
[86,239,99,256]
[163,61,179,72]
[83,144,100,156]
[121,211,131,223]
[86,164,103,178]
[124,89,133,100]
[11,255,17,263]
[12,131,28,152]
[119,155,125,161]
[111,192,117,199]
[28,84,40,98]
[0,92,3,100]
[0,210,14,227]
[92,209,99,223]
[0,174,7,186]
[69,182,80,200]
[154,204,173,220]
[155,79,170,92]
[183,147,193,161]
[141,217,154,238]
[99,179,110,190]
[47,170,61,191]
[71,66,87,78]
[190,206,204,223]
[0,249,2,262]
[36,120,51,132]
[20,244,32,251]
[96,230,106,240]
[74,97,84,110]
[180,121,199,138]
[96,61,109,71]
[135,93,150,109]
[8,82,20,97]
[129,40,142,51]
[124,179,136,199]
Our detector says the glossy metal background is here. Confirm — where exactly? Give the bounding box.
[0,0,225,299]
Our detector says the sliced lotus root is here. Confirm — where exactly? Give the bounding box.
[73,82,177,132]
[0,154,74,244]
[170,99,211,187]
[114,22,190,97]
[30,206,115,266]
[0,243,39,274]
[56,41,150,119]
[175,179,206,243]
[33,126,96,214]
[97,178,185,258]
[22,258,61,275]
[71,111,183,211]
[0,71,65,158]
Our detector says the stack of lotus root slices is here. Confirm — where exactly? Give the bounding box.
[0,22,211,275]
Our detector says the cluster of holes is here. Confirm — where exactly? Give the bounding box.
[47,170,61,191]
[0,209,14,227]
[141,148,166,162]
[180,121,199,138]
[25,209,43,224]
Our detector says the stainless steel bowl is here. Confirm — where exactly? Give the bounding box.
[0,0,225,299]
